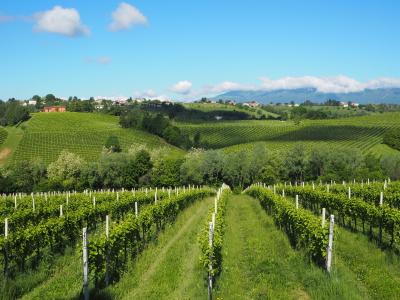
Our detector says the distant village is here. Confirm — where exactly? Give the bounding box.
[15,94,362,114]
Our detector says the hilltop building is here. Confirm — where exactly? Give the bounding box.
[43,106,66,112]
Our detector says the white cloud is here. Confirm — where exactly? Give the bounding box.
[0,15,14,23]
[133,90,169,101]
[204,81,255,94]
[109,2,148,31]
[197,76,400,96]
[170,80,193,94]
[259,76,366,93]
[34,6,90,37]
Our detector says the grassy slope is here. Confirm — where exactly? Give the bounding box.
[178,112,400,155]
[0,128,7,145]
[21,197,212,300]
[0,126,24,164]
[3,112,183,165]
[215,194,400,299]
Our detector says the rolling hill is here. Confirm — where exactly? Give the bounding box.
[0,112,183,165]
[178,112,400,155]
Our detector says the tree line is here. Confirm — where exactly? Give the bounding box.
[1,144,399,194]
[0,99,30,126]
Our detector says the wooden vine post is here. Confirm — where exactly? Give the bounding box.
[82,227,89,300]
[326,215,335,273]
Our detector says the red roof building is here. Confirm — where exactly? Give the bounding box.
[43,106,66,113]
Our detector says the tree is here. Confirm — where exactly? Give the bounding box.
[47,151,85,189]
[45,94,57,105]
[180,149,205,185]
[222,150,251,190]
[285,144,308,182]
[105,135,121,153]
[151,158,182,186]
[193,132,201,148]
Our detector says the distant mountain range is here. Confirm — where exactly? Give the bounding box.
[214,88,400,104]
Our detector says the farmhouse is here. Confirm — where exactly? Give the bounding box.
[43,106,66,113]
[243,101,260,108]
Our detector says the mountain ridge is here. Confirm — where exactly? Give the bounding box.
[214,88,400,104]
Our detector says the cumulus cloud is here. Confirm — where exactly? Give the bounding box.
[170,80,193,94]
[198,76,400,96]
[34,6,90,37]
[258,76,366,93]
[109,2,148,31]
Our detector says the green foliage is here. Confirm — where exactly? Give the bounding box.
[47,151,85,189]
[0,190,164,277]
[178,112,400,153]
[280,184,400,248]
[383,129,400,151]
[121,111,192,149]
[104,135,121,153]
[0,100,30,126]
[87,187,214,286]
[151,158,183,187]
[246,185,328,265]
[199,185,230,279]
[11,112,181,165]
[0,128,7,145]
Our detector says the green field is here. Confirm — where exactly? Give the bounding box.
[178,112,400,154]
[4,186,400,299]
[0,128,7,146]
[0,112,183,165]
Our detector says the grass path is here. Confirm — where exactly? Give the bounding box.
[0,126,23,165]
[282,194,400,299]
[20,197,212,300]
[214,194,369,299]
[97,196,213,299]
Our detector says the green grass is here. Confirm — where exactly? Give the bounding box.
[215,194,400,299]
[1,247,81,300]
[0,128,7,145]
[4,112,183,165]
[178,112,400,155]
[0,126,24,164]
[19,196,212,300]
[98,196,212,299]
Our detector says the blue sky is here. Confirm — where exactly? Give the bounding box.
[1,0,400,100]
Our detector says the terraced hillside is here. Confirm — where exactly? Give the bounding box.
[178,112,400,154]
[6,112,183,165]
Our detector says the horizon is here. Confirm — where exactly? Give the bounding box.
[1,1,400,100]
